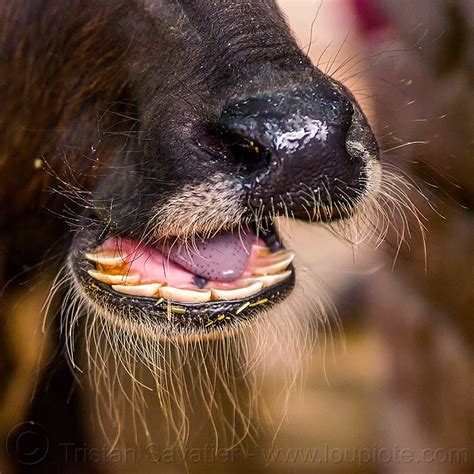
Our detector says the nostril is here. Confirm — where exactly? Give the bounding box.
[218,130,272,177]
[196,125,272,178]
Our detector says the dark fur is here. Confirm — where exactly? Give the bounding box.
[0,0,377,262]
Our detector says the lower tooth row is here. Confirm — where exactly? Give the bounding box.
[160,286,211,303]
[108,281,270,303]
[86,249,293,303]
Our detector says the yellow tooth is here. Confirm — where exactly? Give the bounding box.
[85,249,127,267]
[252,252,295,276]
[160,286,211,303]
[267,250,288,259]
[88,270,141,285]
[252,244,271,257]
[210,282,263,301]
[255,250,291,264]
[237,270,292,288]
[112,283,162,297]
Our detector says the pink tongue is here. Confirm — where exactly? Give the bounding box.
[161,230,255,282]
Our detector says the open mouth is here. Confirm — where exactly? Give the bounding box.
[70,224,295,336]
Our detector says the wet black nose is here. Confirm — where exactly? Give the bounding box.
[218,86,378,219]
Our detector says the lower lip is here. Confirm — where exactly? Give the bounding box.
[74,259,295,333]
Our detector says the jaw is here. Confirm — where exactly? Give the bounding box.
[68,223,296,340]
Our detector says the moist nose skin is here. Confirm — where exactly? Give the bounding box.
[219,84,377,218]
[159,229,255,282]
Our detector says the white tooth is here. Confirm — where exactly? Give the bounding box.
[160,286,211,303]
[210,282,263,301]
[88,270,141,286]
[112,283,162,297]
[252,252,295,276]
[85,249,127,267]
[237,270,292,288]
